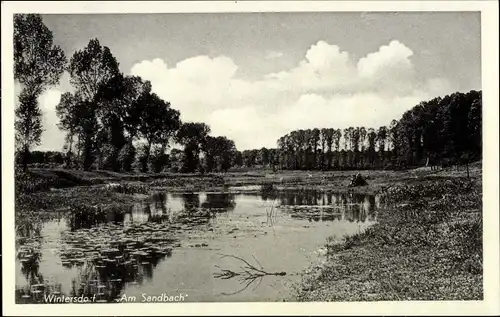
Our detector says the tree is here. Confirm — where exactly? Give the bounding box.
[98,75,152,171]
[67,38,120,170]
[376,126,388,168]
[388,119,400,166]
[15,91,43,168]
[176,122,211,173]
[14,14,66,97]
[137,92,181,172]
[205,136,237,172]
[367,128,377,167]
[55,92,83,167]
[312,128,321,169]
[332,129,341,168]
[14,14,66,170]
[234,151,243,167]
[359,127,367,167]
[259,147,270,167]
[467,94,482,159]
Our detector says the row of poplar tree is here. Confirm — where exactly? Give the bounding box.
[237,90,481,171]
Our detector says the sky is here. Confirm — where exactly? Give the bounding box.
[27,12,481,151]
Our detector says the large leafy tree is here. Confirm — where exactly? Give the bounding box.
[67,38,120,170]
[137,92,181,172]
[14,14,66,96]
[95,74,153,171]
[14,14,66,169]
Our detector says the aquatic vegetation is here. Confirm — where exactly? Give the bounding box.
[60,222,177,267]
[102,182,150,195]
[149,175,224,190]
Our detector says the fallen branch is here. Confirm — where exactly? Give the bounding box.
[213,254,286,295]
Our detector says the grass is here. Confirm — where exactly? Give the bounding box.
[292,176,482,301]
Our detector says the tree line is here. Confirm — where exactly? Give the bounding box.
[14,14,237,174]
[267,90,481,171]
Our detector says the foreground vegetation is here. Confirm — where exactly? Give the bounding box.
[292,168,482,301]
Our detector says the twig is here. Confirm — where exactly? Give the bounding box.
[214,253,287,295]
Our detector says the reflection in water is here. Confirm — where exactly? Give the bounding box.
[278,190,378,223]
[16,189,379,303]
[68,206,127,231]
[201,194,236,212]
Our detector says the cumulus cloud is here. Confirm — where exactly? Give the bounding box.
[357,40,414,79]
[265,41,356,93]
[34,39,458,151]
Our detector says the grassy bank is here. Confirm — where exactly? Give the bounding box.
[292,175,482,301]
[16,163,480,195]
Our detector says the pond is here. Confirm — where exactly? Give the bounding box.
[15,188,381,303]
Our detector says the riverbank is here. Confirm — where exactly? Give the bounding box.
[17,163,479,195]
[291,167,482,301]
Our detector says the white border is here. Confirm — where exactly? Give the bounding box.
[2,1,499,316]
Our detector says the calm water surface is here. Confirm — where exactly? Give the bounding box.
[16,188,380,303]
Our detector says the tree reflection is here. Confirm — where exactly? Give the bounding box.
[201,193,236,213]
[279,191,378,223]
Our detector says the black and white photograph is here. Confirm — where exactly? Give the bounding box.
[2,1,499,316]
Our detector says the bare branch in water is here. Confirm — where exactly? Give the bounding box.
[213,253,287,296]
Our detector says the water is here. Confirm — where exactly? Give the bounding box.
[15,188,380,303]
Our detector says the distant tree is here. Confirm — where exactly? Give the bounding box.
[259,147,270,167]
[312,128,321,169]
[233,150,243,167]
[388,119,400,167]
[467,94,482,159]
[367,128,377,167]
[359,127,367,167]
[376,126,388,167]
[205,136,237,172]
[14,14,66,170]
[332,129,341,169]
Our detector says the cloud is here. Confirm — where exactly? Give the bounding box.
[129,40,457,150]
[265,50,284,60]
[264,41,356,93]
[34,40,458,151]
[37,89,65,151]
